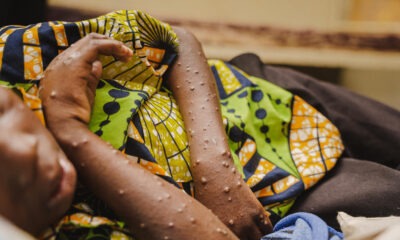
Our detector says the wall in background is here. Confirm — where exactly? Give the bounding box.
[341,69,400,109]
[44,0,400,110]
[0,0,46,26]
[48,0,400,32]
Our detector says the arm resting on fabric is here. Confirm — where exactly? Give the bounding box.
[166,26,272,239]
[40,33,238,240]
[48,119,238,240]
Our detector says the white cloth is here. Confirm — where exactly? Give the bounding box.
[0,215,35,240]
[337,212,400,240]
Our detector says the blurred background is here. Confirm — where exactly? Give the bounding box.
[1,0,399,110]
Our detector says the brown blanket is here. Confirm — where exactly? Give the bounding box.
[229,53,400,229]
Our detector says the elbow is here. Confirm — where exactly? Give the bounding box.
[171,26,202,47]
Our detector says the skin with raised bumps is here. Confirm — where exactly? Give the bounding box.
[40,33,239,240]
[0,88,76,236]
[166,27,272,239]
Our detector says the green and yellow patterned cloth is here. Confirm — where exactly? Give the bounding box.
[0,10,344,239]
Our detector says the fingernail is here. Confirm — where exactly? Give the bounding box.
[123,48,133,61]
[126,47,133,56]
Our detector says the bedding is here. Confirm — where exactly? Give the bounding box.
[229,53,400,229]
[1,9,398,239]
[0,10,345,239]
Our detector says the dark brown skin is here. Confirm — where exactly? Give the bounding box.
[0,87,76,236]
[40,33,239,240]
[166,27,273,239]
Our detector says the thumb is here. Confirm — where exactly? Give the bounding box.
[91,60,103,80]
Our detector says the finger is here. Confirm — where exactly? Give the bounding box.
[91,60,103,80]
[94,39,133,62]
[88,60,103,97]
[83,32,109,40]
[78,34,133,63]
[0,133,38,189]
[0,87,21,114]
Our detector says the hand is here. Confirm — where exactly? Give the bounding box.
[0,87,76,236]
[40,33,133,132]
[194,164,273,240]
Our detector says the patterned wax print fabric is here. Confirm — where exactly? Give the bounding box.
[0,10,344,239]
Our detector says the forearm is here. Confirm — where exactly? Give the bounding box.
[48,119,238,240]
[167,27,272,238]
[167,28,243,198]
[39,29,268,239]
[167,27,236,178]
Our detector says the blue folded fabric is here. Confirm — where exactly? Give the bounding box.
[261,212,343,240]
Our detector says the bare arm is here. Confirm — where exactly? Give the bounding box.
[40,33,238,240]
[166,27,272,239]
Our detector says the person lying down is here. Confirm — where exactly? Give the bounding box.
[0,10,344,239]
